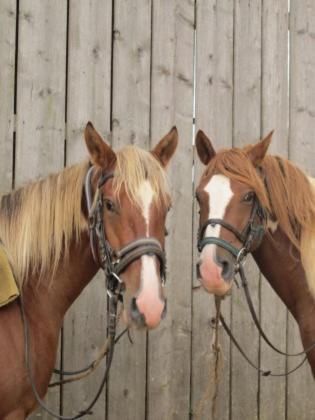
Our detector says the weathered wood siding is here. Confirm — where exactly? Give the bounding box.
[148,2,194,419]
[15,1,67,418]
[192,1,233,419]
[1,1,315,419]
[62,1,112,418]
[108,1,151,419]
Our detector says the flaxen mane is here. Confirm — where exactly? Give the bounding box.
[0,161,89,287]
[0,147,169,287]
[204,145,315,297]
[113,146,170,210]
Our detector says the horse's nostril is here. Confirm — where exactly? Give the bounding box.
[221,260,229,277]
[131,297,137,312]
[130,297,145,326]
[216,254,233,280]
[196,261,201,278]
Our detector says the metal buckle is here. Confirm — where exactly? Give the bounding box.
[110,272,124,284]
[88,214,96,229]
[235,247,247,271]
[107,289,114,298]
[236,247,247,264]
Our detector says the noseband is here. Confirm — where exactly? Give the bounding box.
[85,166,167,299]
[197,196,266,264]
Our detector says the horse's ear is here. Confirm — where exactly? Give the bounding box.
[151,126,178,167]
[247,130,274,166]
[195,130,216,165]
[84,122,116,168]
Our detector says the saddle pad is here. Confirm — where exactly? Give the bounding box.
[0,245,19,307]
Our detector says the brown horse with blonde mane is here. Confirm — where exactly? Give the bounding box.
[195,130,315,376]
[0,122,178,419]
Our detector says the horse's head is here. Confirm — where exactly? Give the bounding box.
[195,130,273,296]
[84,122,178,329]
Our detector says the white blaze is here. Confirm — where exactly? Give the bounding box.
[138,180,154,235]
[137,181,161,304]
[202,175,233,258]
[196,174,234,296]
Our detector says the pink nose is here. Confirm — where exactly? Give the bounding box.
[135,293,165,329]
[198,245,232,295]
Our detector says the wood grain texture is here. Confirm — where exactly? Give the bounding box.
[62,0,112,418]
[0,0,15,194]
[15,0,66,186]
[107,1,151,419]
[192,0,233,419]
[287,1,315,419]
[231,1,261,419]
[146,1,194,419]
[15,1,67,417]
[259,1,288,419]
[110,0,152,149]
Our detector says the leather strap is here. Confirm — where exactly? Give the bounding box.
[114,238,166,279]
[198,236,240,257]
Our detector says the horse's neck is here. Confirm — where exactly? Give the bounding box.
[24,231,98,322]
[252,229,315,322]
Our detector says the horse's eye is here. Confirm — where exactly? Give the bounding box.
[104,199,115,212]
[242,191,255,203]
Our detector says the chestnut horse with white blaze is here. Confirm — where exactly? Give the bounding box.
[195,129,315,376]
[0,122,178,419]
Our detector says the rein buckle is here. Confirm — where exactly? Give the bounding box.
[235,247,248,272]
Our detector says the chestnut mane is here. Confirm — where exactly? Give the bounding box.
[202,145,315,297]
[203,146,315,251]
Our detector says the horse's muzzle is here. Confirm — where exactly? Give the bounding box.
[197,244,234,296]
[130,296,166,329]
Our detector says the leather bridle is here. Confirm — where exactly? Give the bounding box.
[84,165,167,295]
[197,195,266,263]
[198,190,315,376]
[19,165,167,419]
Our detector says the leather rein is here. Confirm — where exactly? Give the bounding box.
[18,165,167,419]
[198,194,315,377]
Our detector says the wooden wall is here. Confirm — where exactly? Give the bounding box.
[0,1,315,419]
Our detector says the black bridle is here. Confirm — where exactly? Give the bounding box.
[197,196,266,262]
[84,166,166,294]
[20,165,167,419]
[198,193,315,376]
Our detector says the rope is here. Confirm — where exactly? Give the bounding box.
[49,337,111,388]
[50,307,126,387]
[195,297,223,420]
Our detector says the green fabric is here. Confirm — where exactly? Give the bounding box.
[0,245,19,307]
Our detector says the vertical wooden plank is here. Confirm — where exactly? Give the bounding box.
[192,0,233,419]
[259,1,288,419]
[231,1,261,419]
[287,1,315,418]
[0,0,15,194]
[15,0,67,417]
[147,1,194,419]
[15,0,66,185]
[63,1,112,417]
[107,1,151,419]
